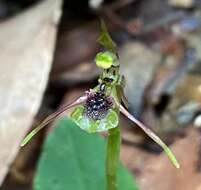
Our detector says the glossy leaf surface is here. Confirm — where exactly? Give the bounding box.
[34,118,138,190]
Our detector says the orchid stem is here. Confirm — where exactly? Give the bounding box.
[106,126,121,190]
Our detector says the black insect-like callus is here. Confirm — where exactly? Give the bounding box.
[84,91,113,120]
[70,90,119,133]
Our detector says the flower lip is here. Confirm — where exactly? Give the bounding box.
[84,91,113,120]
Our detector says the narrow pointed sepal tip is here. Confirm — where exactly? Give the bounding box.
[20,137,30,147]
[171,154,180,169]
[176,163,180,169]
[20,142,26,147]
[160,142,180,169]
[20,130,36,147]
[169,153,180,169]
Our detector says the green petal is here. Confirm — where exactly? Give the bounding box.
[70,106,119,133]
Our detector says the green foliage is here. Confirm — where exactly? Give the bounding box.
[34,118,138,190]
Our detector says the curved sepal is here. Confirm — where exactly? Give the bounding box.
[119,104,180,169]
[20,95,87,147]
[70,106,119,133]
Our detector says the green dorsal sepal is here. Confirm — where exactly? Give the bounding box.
[95,51,118,69]
[98,20,117,54]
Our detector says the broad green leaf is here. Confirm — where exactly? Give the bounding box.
[34,118,138,190]
[70,106,119,133]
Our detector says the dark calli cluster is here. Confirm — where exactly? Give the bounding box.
[84,91,113,120]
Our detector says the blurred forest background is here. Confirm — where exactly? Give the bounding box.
[1,0,201,190]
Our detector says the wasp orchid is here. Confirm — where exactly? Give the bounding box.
[21,20,180,174]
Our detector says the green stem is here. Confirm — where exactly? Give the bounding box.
[106,127,121,190]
